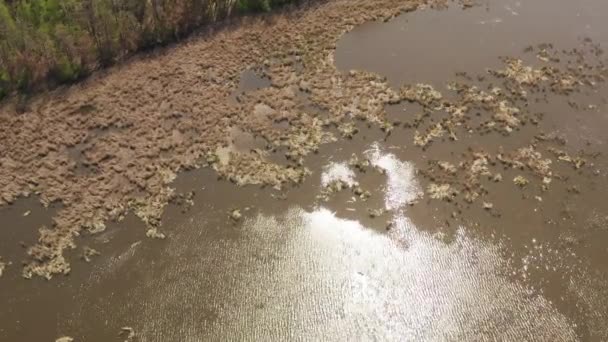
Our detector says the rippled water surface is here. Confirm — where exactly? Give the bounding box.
[1,0,608,340]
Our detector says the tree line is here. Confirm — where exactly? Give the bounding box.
[0,0,295,99]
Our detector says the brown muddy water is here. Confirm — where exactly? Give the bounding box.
[2,0,608,341]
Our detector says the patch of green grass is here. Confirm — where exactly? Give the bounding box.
[0,0,298,99]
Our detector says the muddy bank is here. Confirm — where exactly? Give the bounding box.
[0,0,423,278]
